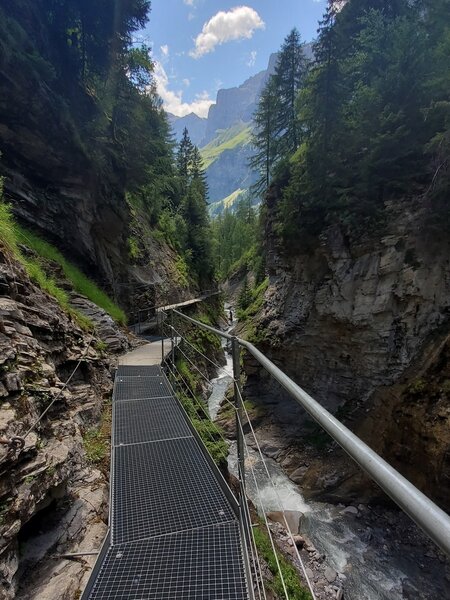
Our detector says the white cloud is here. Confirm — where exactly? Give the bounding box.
[183,0,195,5]
[154,62,213,118]
[182,78,191,87]
[160,44,169,56]
[190,6,265,59]
[247,50,257,67]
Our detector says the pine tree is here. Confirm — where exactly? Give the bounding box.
[249,78,278,196]
[237,277,253,312]
[273,28,308,156]
[177,127,194,192]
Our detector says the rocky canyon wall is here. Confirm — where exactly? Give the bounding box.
[246,191,450,510]
[0,247,117,599]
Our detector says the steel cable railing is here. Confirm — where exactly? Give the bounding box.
[159,310,315,599]
[169,308,450,559]
[236,386,317,600]
[163,358,228,458]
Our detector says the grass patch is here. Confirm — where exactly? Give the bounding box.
[174,255,190,288]
[83,428,108,464]
[15,226,126,325]
[128,236,140,260]
[83,403,111,471]
[0,195,19,254]
[0,198,92,330]
[0,194,124,327]
[253,525,312,600]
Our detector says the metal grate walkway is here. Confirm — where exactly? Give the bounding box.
[82,364,250,599]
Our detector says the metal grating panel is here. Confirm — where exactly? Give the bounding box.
[113,396,192,445]
[116,365,162,377]
[114,376,173,402]
[86,522,248,600]
[112,437,234,544]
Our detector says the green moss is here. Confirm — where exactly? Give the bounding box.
[0,195,124,329]
[95,340,108,355]
[0,205,92,330]
[407,378,427,395]
[253,525,312,600]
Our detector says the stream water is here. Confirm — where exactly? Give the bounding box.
[207,313,449,599]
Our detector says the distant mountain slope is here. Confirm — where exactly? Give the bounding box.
[168,44,313,212]
[208,189,247,217]
[201,123,252,169]
[167,112,207,147]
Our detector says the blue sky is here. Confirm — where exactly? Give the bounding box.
[140,1,327,118]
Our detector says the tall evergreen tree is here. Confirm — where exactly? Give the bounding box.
[250,78,278,196]
[177,127,194,191]
[273,28,308,155]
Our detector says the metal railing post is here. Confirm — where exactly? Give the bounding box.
[170,317,175,363]
[232,336,245,489]
[160,312,165,362]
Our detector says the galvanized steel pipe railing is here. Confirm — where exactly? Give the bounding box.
[171,308,450,558]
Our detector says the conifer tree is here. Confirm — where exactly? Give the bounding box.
[273,28,308,155]
[177,127,194,192]
[250,78,278,196]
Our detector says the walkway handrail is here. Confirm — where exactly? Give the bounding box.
[171,308,450,557]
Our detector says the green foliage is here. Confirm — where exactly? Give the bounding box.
[237,277,253,313]
[249,2,450,250]
[253,525,312,600]
[174,357,228,469]
[0,186,19,254]
[83,401,111,468]
[128,236,141,261]
[211,195,261,281]
[250,29,309,198]
[15,227,126,325]
[95,340,108,355]
[407,378,427,395]
[174,129,215,284]
[174,255,190,287]
[240,278,269,320]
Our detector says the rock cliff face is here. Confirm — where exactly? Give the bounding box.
[247,191,450,509]
[0,248,118,598]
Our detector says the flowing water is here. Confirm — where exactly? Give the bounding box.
[206,313,449,599]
